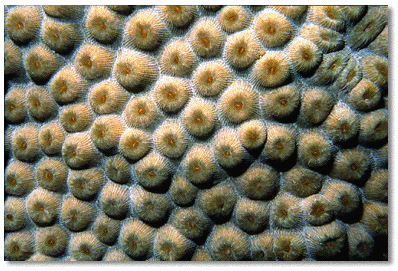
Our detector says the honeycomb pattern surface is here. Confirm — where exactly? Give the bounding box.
[4,5,388,261]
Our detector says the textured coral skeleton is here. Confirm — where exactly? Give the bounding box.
[4,5,388,261]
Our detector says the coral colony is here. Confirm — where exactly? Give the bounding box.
[4,5,388,261]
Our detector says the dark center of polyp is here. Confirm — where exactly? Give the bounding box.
[216,198,224,208]
[201,36,210,47]
[282,241,291,253]
[85,58,92,68]
[234,101,243,110]
[268,26,276,34]
[9,178,17,186]
[16,21,23,29]
[280,209,288,218]
[82,245,91,255]
[140,28,148,38]
[131,140,138,149]
[311,149,320,157]
[341,123,349,133]
[123,67,131,75]
[173,55,180,64]
[138,107,146,115]
[6,214,13,221]
[375,122,384,132]
[167,90,175,99]
[60,83,67,93]
[13,244,20,252]
[246,214,254,222]
[99,21,106,30]
[238,46,246,55]
[340,194,350,206]
[276,142,284,150]
[378,215,387,227]
[168,137,175,146]
[194,115,203,123]
[20,140,27,150]
[279,98,288,106]
[46,170,53,181]
[34,60,41,69]
[173,6,182,13]
[47,237,56,246]
[350,163,358,171]
[302,51,311,60]
[311,203,325,217]
[100,94,107,104]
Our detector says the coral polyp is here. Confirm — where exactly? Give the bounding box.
[4,5,388,261]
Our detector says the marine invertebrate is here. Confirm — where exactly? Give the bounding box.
[74,43,115,80]
[60,103,94,133]
[208,224,249,260]
[38,121,66,155]
[119,218,155,259]
[41,19,78,53]
[251,51,291,88]
[119,128,152,162]
[25,44,63,84]
[157,5,196,28]
[113,49,158,91]
[170,207,211,240]
[124,9,168,51]
[88,80,129,115]
[159,40,197,77]
[36,226,69,257]
[61,196,96,231]
[5,86,27,124]
[49,65,87,104]
[26,188,60,226]
[99,182,129,218]
[5,6,42,44]
[67,168,105,200]
[133,152,171,190]
[218,6,251,34]
[235,162,279,200]
[262,84,300,120]
[26,86,58,122]
[219,80,258,124]
[233,199,269,234]
[85,6,121,44]
[168,174,198,207]
[123,94,159,129]
[4,197,28,232]
[198,182,237,222]
[36,158,68,192]
[253,9,293,48]
[224,30,264,69]
[181,98,217,137]
[237,119,267,150]
[153,120,189,158]
[189,18,225,58]
[154,225,195,261]
[181,144,216,186]
[69,232,106,261]
[152,76,191,113]
[4,5,389,262]
[193,60,233,97]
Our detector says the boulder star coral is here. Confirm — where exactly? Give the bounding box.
[4,5,388,261]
